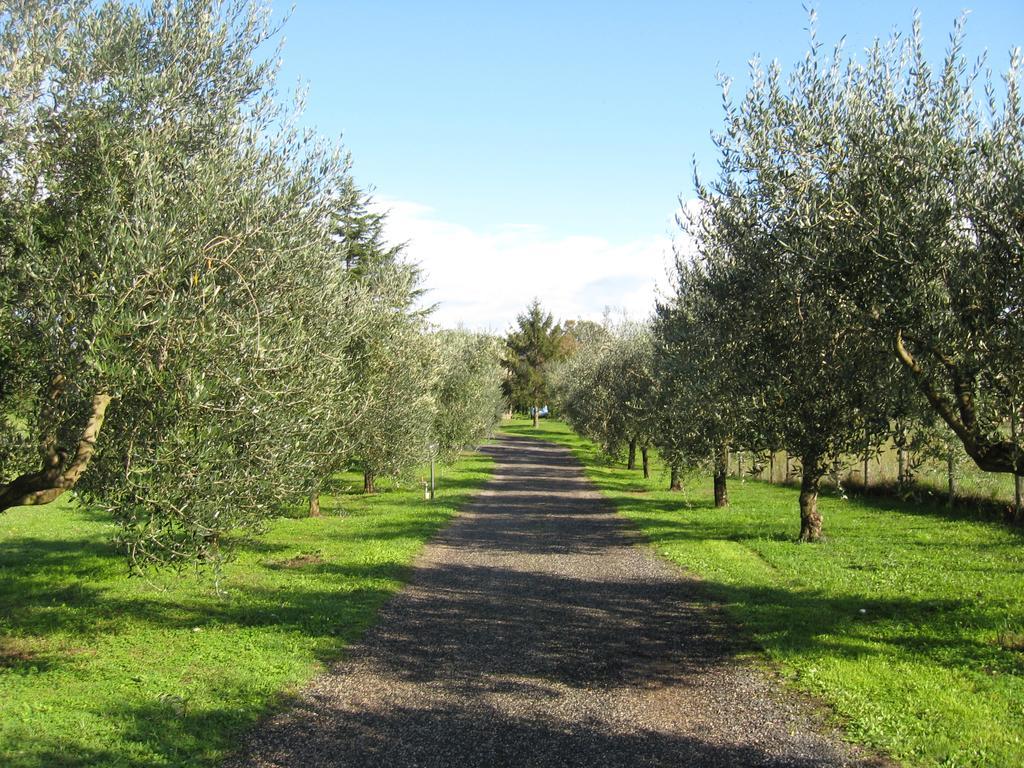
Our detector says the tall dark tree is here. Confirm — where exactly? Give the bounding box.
[502,300,564,427]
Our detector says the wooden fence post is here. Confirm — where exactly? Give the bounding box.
[862,429,870,492]
[947,449,956,508]
[1012,407,1022,520]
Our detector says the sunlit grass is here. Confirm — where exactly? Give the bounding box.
[0,452,493,767]
[507,417,1024,768]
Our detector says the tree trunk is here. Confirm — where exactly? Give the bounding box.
[363,469,376,494]
[532,403,539,428]
[641,446,650,479]
[785,454,791,484]
[1013,409,1023,520]
[894,330,1024,475]
[769,452,775,484]
[862,428,870,492]
[713,444,729,507]
[0,391,112,512]
[713,470,728,507]
[737,451,743,478]
[669,464,682,491]
[798,454,825,542]
[1016,475,1022,521]
[309,492,321,517]
[897,445,907,493]
[627,439,637,470]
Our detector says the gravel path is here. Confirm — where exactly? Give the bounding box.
[229,435,888,767]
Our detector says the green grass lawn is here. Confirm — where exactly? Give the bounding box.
[505,418,1024,768]
[0,452,493,767]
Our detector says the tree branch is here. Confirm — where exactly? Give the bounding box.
[895,331,1024,475]
[0,392,112,511]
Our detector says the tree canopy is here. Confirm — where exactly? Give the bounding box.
[0,0,503,567]
[502,299,565,425]
[653,12,1024,538]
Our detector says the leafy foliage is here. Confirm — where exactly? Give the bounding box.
[334,189,435,495]
[501,299,565,416]
[550,320,659,469]
[0,0,502,565]
[432,330,504,465]
[658,13,1024,536]
[0,0,376,566]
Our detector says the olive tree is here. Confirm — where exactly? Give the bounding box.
[0,0,371,567]
[687,12,1024,535]
[692,23,896,540]
[654,256,756,505]
[341,247,435,494]
[549,335,614,449]
[604,324,659,476]
[550,321,660,475]
[432,330,504,465]
[836,18,1024,477]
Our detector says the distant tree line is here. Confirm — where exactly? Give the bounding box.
[0,0,504,569]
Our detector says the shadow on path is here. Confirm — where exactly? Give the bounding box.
[228,436,886,768]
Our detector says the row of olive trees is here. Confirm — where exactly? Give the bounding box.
[549,311,756,504]
[551,15,1022,542]
[655,14,1023,541]
[550,321,693,487]
[0,0,504,569]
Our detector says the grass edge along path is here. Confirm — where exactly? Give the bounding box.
[502,418,1024,768]
[0,450,494,768]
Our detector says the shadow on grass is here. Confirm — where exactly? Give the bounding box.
[8,698,267,768]
[0,508,474,680]
[836,481,1024,538]
[589,498,1024,678]
[2,553,1005,767]
[0,534,444,767]
[0,451,498,768]
[0,556,401,651]
[0,483,483,640]
[10,433,1004,766]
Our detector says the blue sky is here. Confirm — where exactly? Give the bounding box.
[271,1,1024,330]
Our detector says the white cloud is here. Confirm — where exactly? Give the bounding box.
[375,197,688,333]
